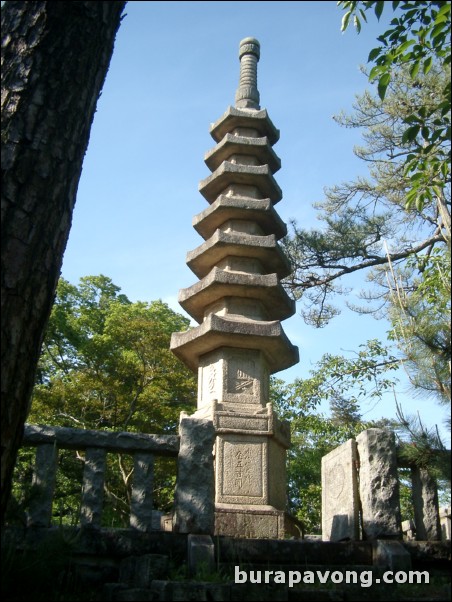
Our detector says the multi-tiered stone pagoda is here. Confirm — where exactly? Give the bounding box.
[171,37,299,538]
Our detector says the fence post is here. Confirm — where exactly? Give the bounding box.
[411,466,441,540]
[130,452,154,531]
[80,447,106,527]
[27,443,58,527]
[173,415,215,534]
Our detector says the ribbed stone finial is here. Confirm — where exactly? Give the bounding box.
[235,37,260,109]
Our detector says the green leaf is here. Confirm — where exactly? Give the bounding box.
[410,60,421,78]
[341,10,351,32]
[354,14,361,33]
[402,125,420,143]
[375,1,385,20]
[421,126,430,140]
[368,47,381,61]
[377,73,390,100]
[369,64,386,80]
[423,56,433,75]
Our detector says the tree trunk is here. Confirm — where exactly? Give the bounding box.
[1,1,126,522]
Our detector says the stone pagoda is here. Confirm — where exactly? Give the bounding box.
[171,37,299,539]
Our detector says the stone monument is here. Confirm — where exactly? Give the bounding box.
[171,37,299,538]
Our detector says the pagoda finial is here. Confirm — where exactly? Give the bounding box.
[235,37,260,110]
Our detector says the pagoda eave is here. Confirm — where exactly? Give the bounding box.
[170,314,299,374]
[210,106,280,144]
[178,266,296,323]
[199,162,282,204]
[192,195,287,241]
[204,134,281,174]
[186,230,291,279]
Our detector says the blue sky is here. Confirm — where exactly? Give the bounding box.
[61,1,448,437]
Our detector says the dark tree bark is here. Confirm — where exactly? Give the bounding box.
[1,1,126,522]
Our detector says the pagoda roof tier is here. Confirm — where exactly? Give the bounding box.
[186,230,291,279]
[193,195,287,241]
[204,134,281,174]
[170,313,299,374]
[199,162,282,204]
[210,106,279,145]
[178,267,295,324]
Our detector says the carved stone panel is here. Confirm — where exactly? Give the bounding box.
[216,436,267,504]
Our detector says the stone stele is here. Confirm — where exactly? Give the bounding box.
[321,438,360,541]
[356,428,402,540]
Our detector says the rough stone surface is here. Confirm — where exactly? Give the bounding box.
[119,553,168,588]
[23,423,179,455]
[411,466,442,541]
[372,540,412,571]
[193,195,287,241]
[199,161,282,203]
[439,507,451,541]
[187,534,215,577]
[171,313,299,375]
[209,106,279,145]
[185,229,290,279]
[356,429,402,540]
[173,416,215,534]
[80,447,106,527]
[321,439,359,541]
[215,506,285,539]
[402,519,416,541]
[178,267,295,324]
[129,453,154,532]
[27,443,58,527]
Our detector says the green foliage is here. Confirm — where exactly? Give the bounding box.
[387,248,451,404]
[271,341,399,533]
[25,275,197,525]
[338,0,451,214]
[283,64,450,327]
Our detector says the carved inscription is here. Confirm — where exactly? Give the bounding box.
[208,364,216,395]
[222,440,263,498]
[228,358,255,395]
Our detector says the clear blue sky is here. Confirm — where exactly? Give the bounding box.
[61,1,448,438]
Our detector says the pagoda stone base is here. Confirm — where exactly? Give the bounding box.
[213,404,290,539]
[215,504,286,539]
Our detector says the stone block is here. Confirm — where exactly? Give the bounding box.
[173,416,215,534]
[27,443,58,527]
[130,453,154,532]
[356,429,402,540]
[187,534,215,577]
[214,424,288,511]
[114,589,154,602]
[198,348,269,411]
[171,582,231,602]
[373,540,412,571]
[150,581,171,602]
[215,505,285,539]
[411,466,441,540]
[402,519,416,541]
[321,439,359,541]
[439,507,451,541]
[119,554,168,588]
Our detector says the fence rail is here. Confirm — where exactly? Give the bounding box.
[21,423,180,531]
